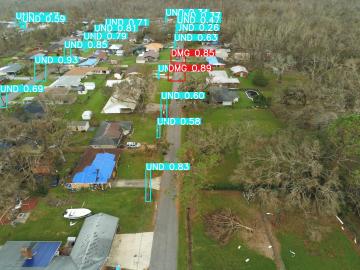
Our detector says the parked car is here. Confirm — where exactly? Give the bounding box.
[126,142,141,148]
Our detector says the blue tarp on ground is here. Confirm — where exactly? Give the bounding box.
[73,153,116,184]
[78,58,98,67]
[22,242,61,267]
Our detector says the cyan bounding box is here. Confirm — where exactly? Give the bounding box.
[34,56,79,64]
[83,32,128,40]
[94,24,139,32]
[0,93,8,108]
[157,117,202,126]
[15,12,67,24]
[164,8,210,22]
[146,163,191,171]
[175,23,221,32]
[160,92,206,100]
[174,33,218,42]
[176,11,222,24]
[104,18,150,27]
[64,40,108,49]
[0,85,44,93]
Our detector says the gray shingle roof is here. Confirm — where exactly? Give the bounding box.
[209,88,239,103]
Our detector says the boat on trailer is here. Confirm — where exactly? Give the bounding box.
[63,208,91,220]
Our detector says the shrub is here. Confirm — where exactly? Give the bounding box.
[253,94,271,108]
[252,70,269,87]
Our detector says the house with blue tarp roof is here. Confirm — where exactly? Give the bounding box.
[206,56,226,67]
[78,58,98,67]
[73,153,115,184]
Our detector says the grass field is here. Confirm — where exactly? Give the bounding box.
[117,150,163,179]
[178,191,277,270]
[279,230,360,270]
[153,79,173,103]
[0,188,154,245]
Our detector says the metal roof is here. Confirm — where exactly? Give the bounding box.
[70,213,119,270]
[0,63,23,74]
[0,213,118,270]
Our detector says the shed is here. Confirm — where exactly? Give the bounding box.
[82,110,92,120]
[83,82,95,91]
[230,65,249,78]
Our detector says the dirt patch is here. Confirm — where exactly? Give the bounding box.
[45,196,79,208]
[239,212,274,260]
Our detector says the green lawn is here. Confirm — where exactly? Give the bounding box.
[67,130,96,147]
[120,55,136,65]
[153,79,173,103]
[178,191,277,270]
[201,93,283,135]
[159,48,171,61]
[117,150,163,179]
[279,230,360,270]
[0,188,154,245]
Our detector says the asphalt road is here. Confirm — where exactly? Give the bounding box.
[149,66,183,270]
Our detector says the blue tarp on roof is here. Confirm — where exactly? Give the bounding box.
[206,56,225,65]
[73,153,116,184]
[78,58,98,67]
[22,242,61,267]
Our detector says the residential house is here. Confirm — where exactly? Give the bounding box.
[29,52,46,61]
[230,65,249,78]
[0,213,119,270]
[32,160,59,187]
[209,88,239,106]
[206,70,240,89]
[90,121,124,148]
[92,50,107,62]
[145,43,164,52]
[49,67,109,89]
[102,77,143,114]
[234,51,251,62]
[49,76,83,89]
[68,121,90,132]
[143,50,159,62]
[23,101,45,118]
[206,56,226,68]
[78,58,99,67]
[0,63,23,76]
[37,88,77,104]
[108,44,123,53]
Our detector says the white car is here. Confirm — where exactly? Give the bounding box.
[126,142,141,148]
